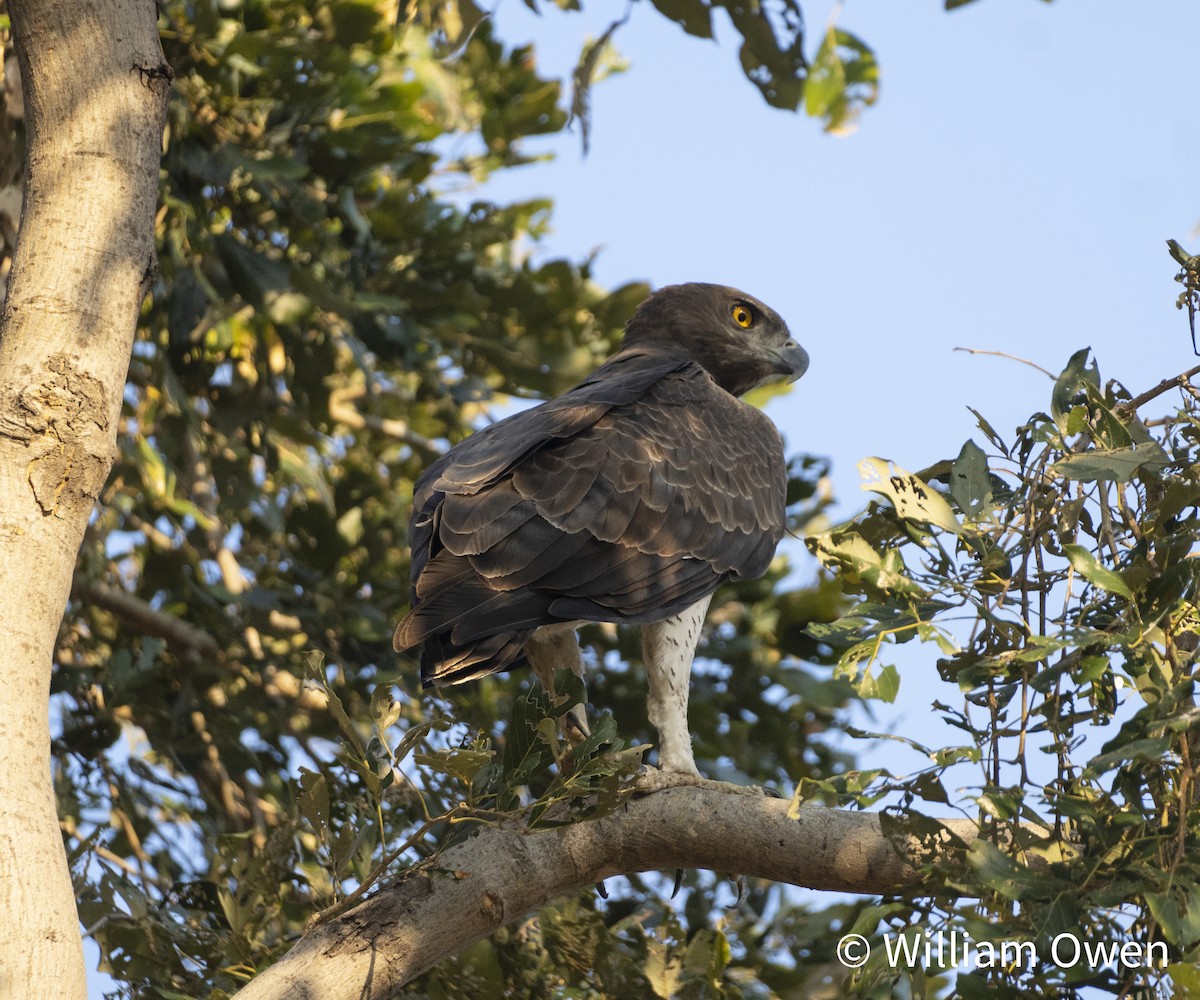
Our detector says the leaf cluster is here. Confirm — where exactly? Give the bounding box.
[526,0,876,135]
[30,2,858,996]
[807,350,1200,996]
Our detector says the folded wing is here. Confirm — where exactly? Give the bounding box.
[393,348,786,686]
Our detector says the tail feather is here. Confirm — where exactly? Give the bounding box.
[418,629,532,687]
[395,550,546,686]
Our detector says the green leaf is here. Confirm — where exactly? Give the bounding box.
[908,770,949,804]
[808,529,927,597]
[1084,736,1172,776]
[859,457,962,534]
[1146,891,1183,946]
[369,684,402,731]
[837,652,900,702]
[844,726,931,756]
[569,16,629,156]
[1145,886,1200,948]
[645,932,683,998]
[330,820,371,876]
[874,663,901,703]
[430,0,490,55]
[968,841,1046,900]
[297,767,329,837]
[1167,238,1196,268]
[949,439,992,517]
[650,0,712,38]
[1051,348,1099,435]
[1062,544,1133,599]
[413,747,495,785]
[742,377,797,410]
[303,651,366,755]
[1168,963,1200,995]
[683,927,731,981]
[1051,440,1170,482]
[502,686,555,786]
[721,0,808,110]
[391,719,436,767]
[804,26,879,134]
[968,406,1007,454]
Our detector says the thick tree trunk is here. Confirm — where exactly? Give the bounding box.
[235,781,986,1000]
[0,3,169,998]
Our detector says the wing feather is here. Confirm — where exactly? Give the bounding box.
[439,492,539,556]
[395,347,788,686]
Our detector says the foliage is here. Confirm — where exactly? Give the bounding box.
[5,0,1194,997]
[524,0,876,135]
[18,1,856,997]
[1168,239,1200,353]
[807,351,1200,997]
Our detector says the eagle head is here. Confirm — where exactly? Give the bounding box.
[621,282,809,397]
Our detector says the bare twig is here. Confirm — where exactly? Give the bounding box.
[953,347,1056,380]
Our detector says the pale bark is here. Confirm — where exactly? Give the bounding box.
[235,781,986,1000]
[0,2,169,998]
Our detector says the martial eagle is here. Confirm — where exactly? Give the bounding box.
[393,283,808,776]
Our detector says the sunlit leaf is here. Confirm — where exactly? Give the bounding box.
[858,457,962,534]
[804,26,879,134]
[297,767,330,837]
[1062,543,1133,599]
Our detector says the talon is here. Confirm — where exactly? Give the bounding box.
[671,868,684,899]
[564,704,591,745]
[727,874,746,909]
[631,769,704,794]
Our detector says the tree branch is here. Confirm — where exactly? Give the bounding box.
[234,781,992,1000]
[72,577,221,663]
[328,384,442,460]
[0,3,169,998]
[1119,363,1200,415]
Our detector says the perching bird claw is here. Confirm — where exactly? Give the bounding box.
[631,767,770,798]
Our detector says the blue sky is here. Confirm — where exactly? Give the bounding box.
[486,0,1200,517]
[475,0,1200,778]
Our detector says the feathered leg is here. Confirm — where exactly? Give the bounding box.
[642,595,711,777]
[526,623,590,743]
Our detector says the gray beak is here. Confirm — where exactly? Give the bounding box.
[778,340,809,382]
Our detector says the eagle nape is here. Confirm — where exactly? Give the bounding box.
[393,282,809,780]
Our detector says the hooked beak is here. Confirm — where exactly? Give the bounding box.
[774,340,810,382]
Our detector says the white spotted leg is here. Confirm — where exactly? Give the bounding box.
[642,595,711,777]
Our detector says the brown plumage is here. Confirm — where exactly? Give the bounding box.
[394,283,808,698]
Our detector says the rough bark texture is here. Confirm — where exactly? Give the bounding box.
[0,3,169,998]
[235,782,982,1000]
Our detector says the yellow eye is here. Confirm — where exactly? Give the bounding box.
[731,303,754,329]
